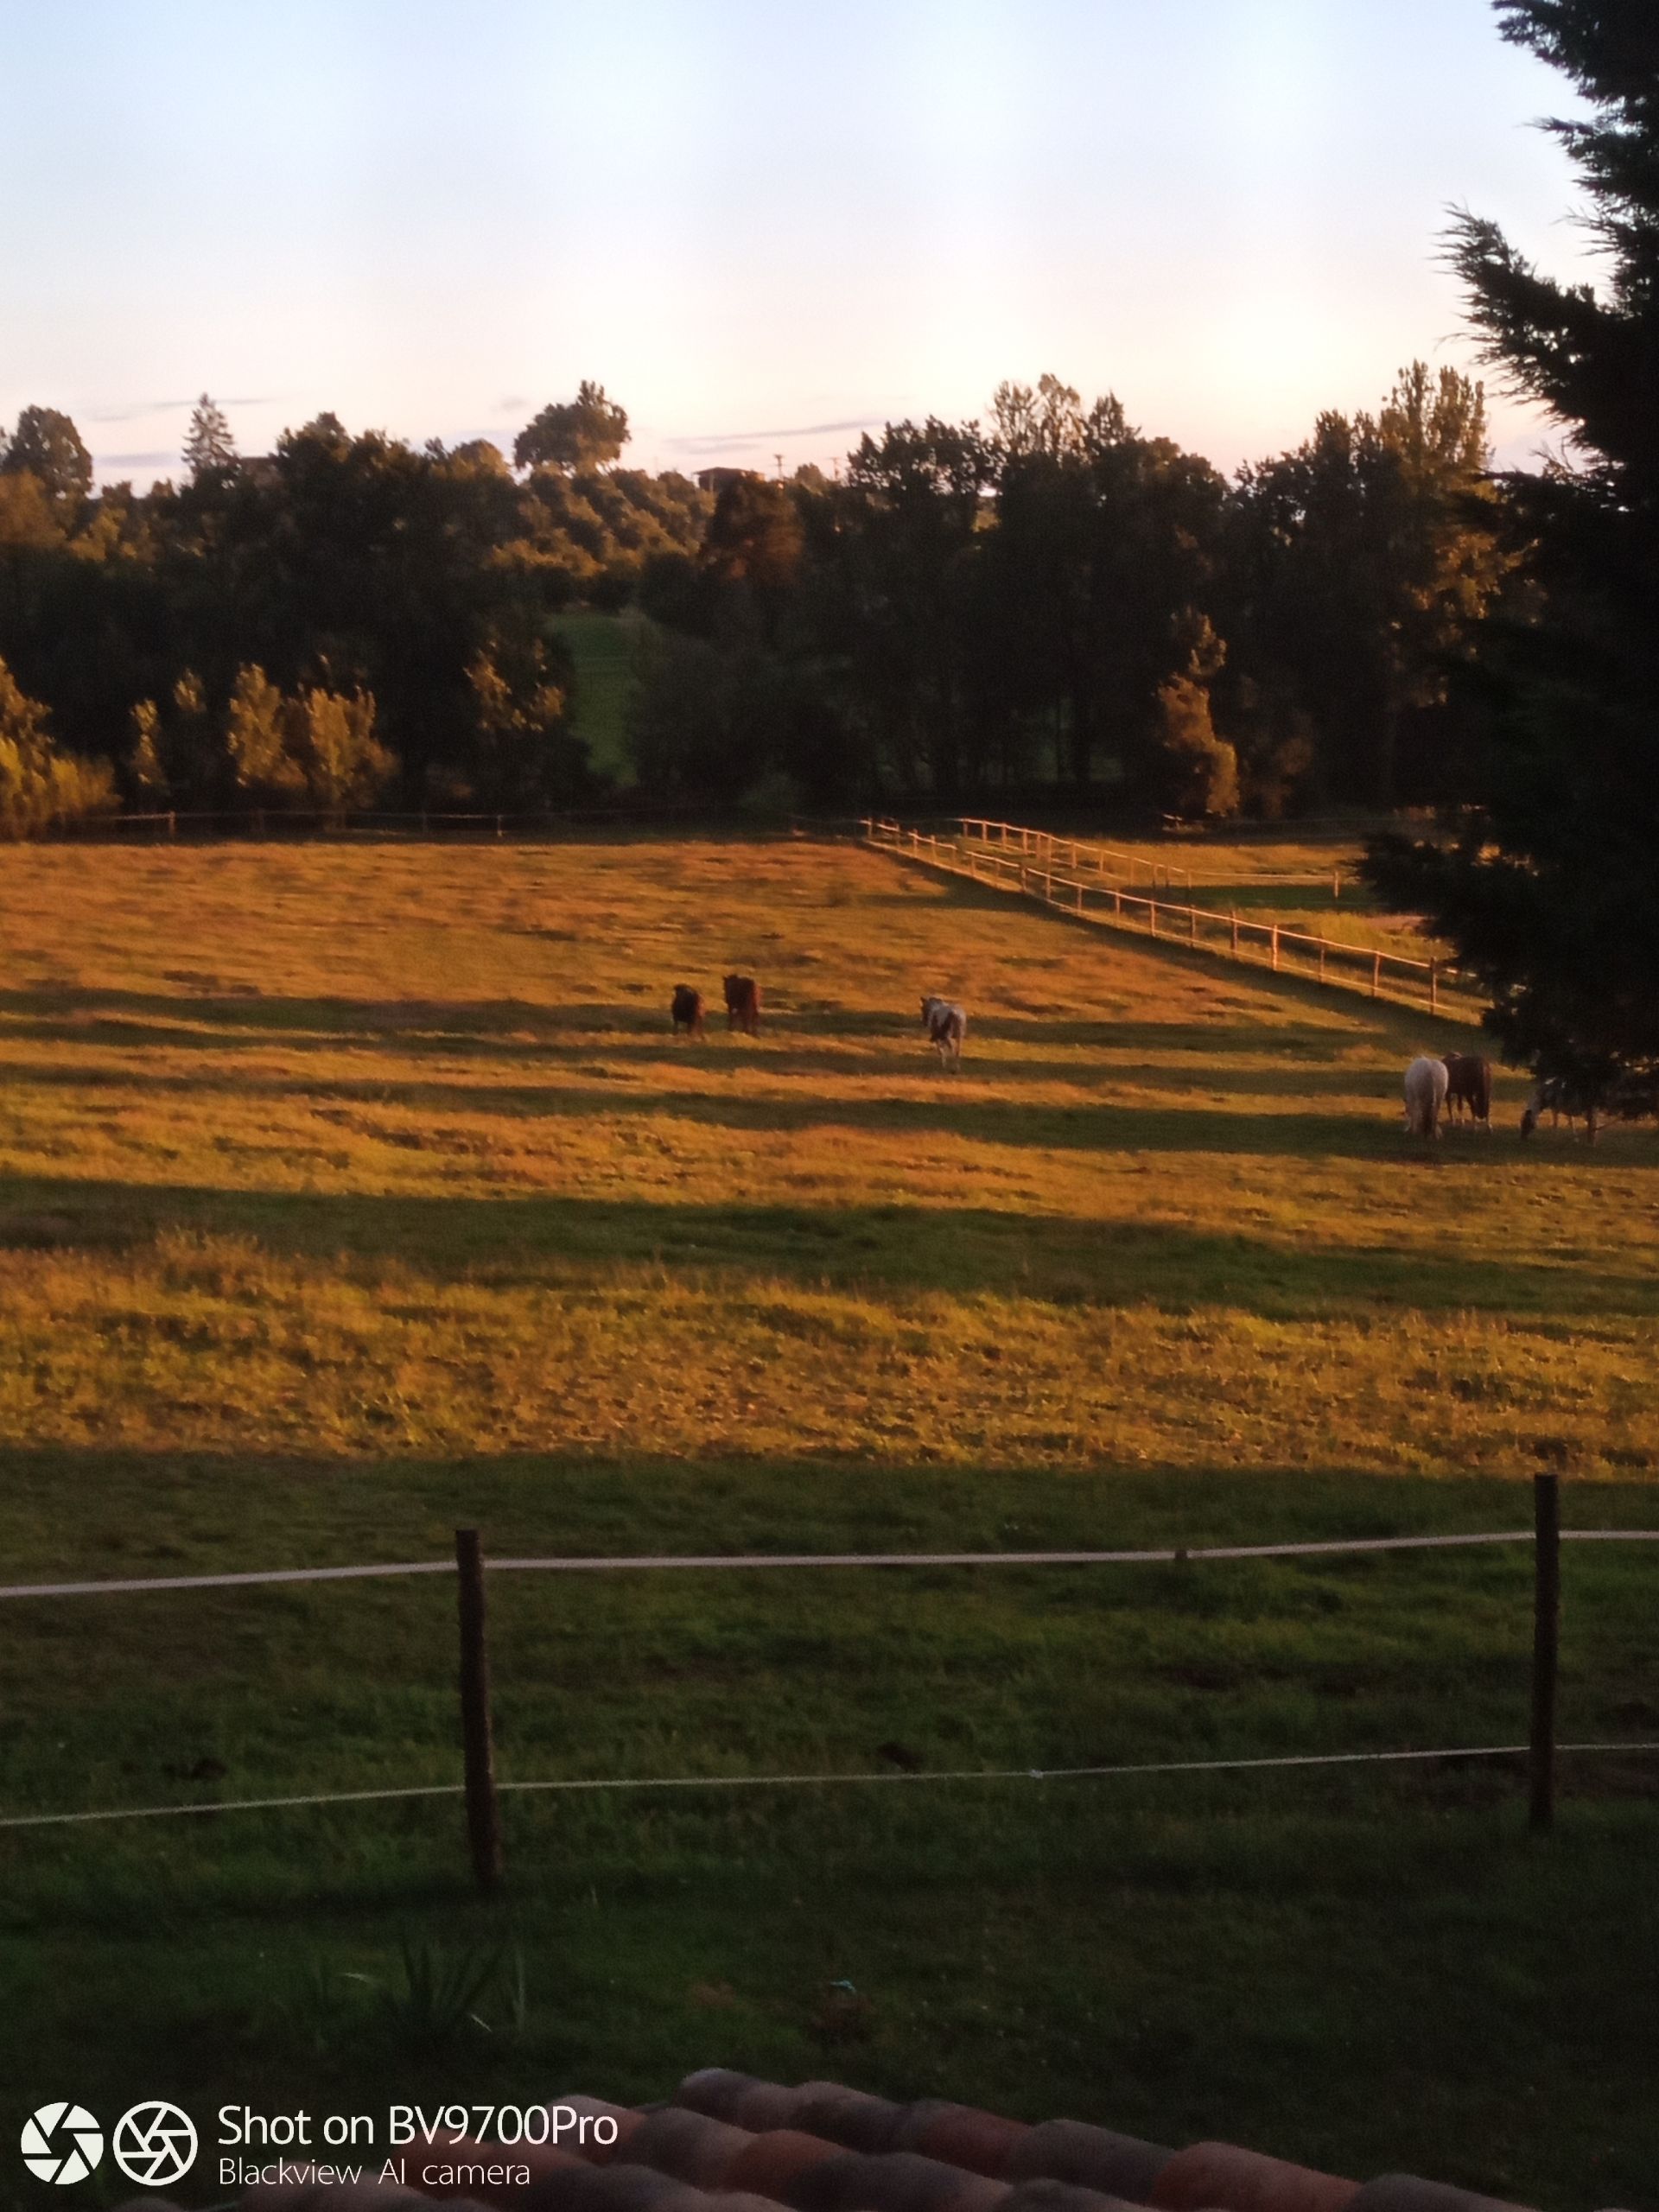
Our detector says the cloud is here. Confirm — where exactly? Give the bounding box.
[662,415,887,454]
[93,449,180,471]
[85,395,274,423]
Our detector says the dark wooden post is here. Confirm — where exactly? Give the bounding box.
[1529,1473,1560,1833]
[455,1528,504,1891]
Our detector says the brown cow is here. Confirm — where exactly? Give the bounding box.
[723,973,760,1034]
[670,984,705,1039]
[1442,1051,1493,1130]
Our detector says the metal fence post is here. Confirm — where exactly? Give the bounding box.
[1529,1474,1560,1834]
[455,1528,504,1892]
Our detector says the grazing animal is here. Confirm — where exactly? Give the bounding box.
[920,994,967,1069]
[1521,1073,1595,1141]
[723,973,760,1034]
[1442,1051,1493,1130]
[670,984,705,1039]
[1403,1054,1449,1140]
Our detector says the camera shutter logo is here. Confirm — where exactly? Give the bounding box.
[111,2101,198,2189]
[21,2104,104,2185]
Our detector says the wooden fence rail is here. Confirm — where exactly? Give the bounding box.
[864,817,1484,1023]
[956,816,1346,896]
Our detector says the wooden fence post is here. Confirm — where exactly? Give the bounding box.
[1529,1474,1560,1834]
[1230,909,1239,957]
[1270,923,1280,972]
[455,1528,504,1893]
[1430,960,1440,1015]
[1188,903,1197,945]
[1372,951,1382,999]
[1148,899,1157,937]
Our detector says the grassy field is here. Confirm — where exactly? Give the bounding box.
[1,836,1656,2209]
[554,610,651,783]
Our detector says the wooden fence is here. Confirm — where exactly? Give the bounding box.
[864,817,1484,1022]
[957,816,1349,895]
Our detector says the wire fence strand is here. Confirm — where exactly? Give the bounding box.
[5,1742,1657,1833]
[5,1528,1657,1604]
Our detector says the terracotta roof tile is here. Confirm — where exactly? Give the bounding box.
[1149,2144,1357,2212]
[1346,2183,1536,2212]
[893,2105,1031,2177]
[678,2075,773,2123]
[792,2150,1010,2212]
[721,2130,851,2205]
[1003,2119,1176,2202]
[628,2110,758,2190]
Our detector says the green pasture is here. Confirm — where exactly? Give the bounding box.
[555,610,652,782]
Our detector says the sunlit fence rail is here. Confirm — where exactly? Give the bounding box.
[864,817,1484,1022]
[957,816,1349,894]
[3,1482,1655,1887]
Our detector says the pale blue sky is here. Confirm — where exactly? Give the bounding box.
[0,0,1590,485]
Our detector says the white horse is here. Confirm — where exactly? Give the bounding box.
[1403,1054,1449,1140]
[920,994,967,1069]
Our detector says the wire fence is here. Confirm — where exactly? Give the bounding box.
[38,802,714,844]
[3,1486,1654,1877]
[865,817,1484,1022]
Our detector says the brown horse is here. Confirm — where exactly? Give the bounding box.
[671,985,705,1039]
[723,974,760,1034]
[1442,1051,1492,1130]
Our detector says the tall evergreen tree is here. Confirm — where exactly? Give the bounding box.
[182,393,238,480]
[0,405,93,507]
[1365,1,1659,1119]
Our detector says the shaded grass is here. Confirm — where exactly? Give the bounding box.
[2,1457,1657,2207]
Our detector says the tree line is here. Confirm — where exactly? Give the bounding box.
[0,382,708,830]
[1,359,1515,832]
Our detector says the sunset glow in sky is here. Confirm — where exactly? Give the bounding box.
[1,0,1592,485]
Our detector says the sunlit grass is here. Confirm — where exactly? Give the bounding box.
[0,836,1652,1478]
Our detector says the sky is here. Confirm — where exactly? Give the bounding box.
[0,0,1596,488]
